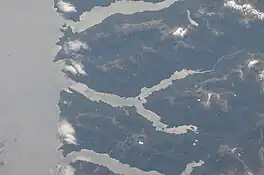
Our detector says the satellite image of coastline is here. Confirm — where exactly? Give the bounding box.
[52,0,264,174]
[51,0,264,175]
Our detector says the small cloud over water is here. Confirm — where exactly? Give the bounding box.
[58,119,77,145]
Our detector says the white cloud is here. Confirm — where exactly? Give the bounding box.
[248,59,259,68]
[62,60,87,76]
[59,165,76,175]
[224,0,264,20]
[72,61,87,75]
[62,64,78,76]
[56,0,77,13]
[64,40,89,52]
[172,27,189,38]
[58,119,77,145]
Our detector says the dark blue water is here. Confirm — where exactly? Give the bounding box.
[55,0,264,174]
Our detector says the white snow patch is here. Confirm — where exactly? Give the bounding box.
[58,119,77,145]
